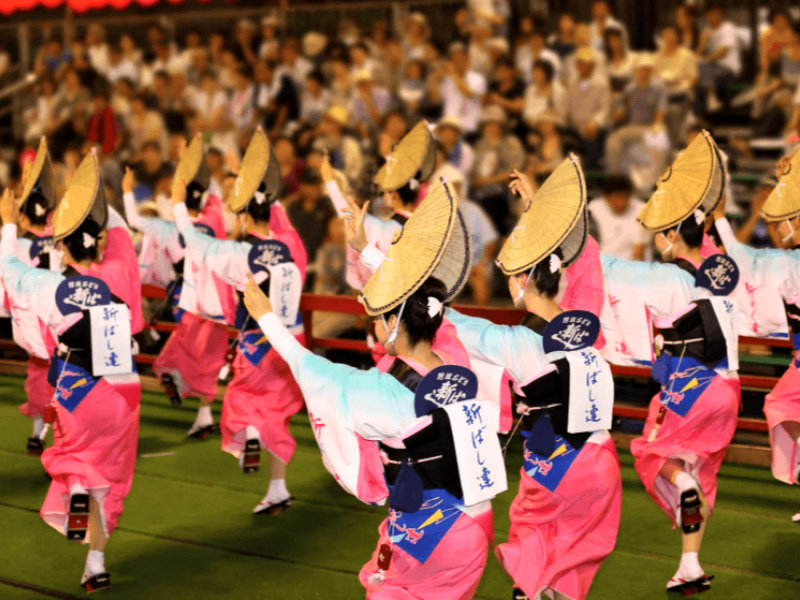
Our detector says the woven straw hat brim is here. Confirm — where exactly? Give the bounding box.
[763,150,800,222]
[52,150,107,241]
[375,121,436,192]
[559,208,588,266]
[229,128,282,213]
[360,178,458,316]
[496,155,587,275]
[19,137,56,212]
[639,130,720,231]
[433,206,472,301]
[176,134,209,189]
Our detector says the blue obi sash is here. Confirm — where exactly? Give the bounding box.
[522,434,583,492]
[386,487,463,563]
[651,353,724,417]
[48,359,99,413]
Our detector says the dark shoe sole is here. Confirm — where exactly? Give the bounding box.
[67,493,89,542]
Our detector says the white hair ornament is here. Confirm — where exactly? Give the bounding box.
[427,297,443,318]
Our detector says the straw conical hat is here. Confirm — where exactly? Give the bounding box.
[639,130,725,232]
[375,121,437,192]
[176,133,210,191]
[496,154,587,275]
[762,150,800,222]
[52,149,107,241]
[229,128,282,213]
[433,206,472,301]
[360,177,458,315]
[19,137,56,213]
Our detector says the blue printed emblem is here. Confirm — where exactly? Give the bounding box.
[29,235,54,262]
[695,255,739,296]
[543,310,600,353]
[414,365,477,417]
[248,239,292,275]
[56,276,111,315]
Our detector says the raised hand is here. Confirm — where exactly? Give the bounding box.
[343,196,369,253]
[0,188,17,226]
[243,272,273,321]
[508,169,536,202]
[122,166,136,194]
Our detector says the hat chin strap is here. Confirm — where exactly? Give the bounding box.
[512,265,537,306]
[783,218,796,245]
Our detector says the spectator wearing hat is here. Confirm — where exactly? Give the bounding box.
[516,29,561,86]
[564,46,610,168]
[523,59,566,133]
[351,69,392,141]
[318,105,363,186]
[588,173,650,261]
[233,18,259,66]
[655,23,699,147]
[436,116,475,186]
[430,42,487,136]
[696,1,742,114]
[470,104,525,235]
[401,12,430,61]
[605,52,669,178]
[468,18,495,78]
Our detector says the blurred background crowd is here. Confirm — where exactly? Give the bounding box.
[0,0,797,307]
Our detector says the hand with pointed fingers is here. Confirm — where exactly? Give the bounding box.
[0,188,17,226]
[244,273,273,321]
[343,196,369,253]
[508,169,535,203]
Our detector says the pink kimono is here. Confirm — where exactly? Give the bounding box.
[630,256,740,523]
[359,334,494,600]
[1,222,140,540]
[561,235,606,350]
[175,202,308,466]
[152,195,236,402]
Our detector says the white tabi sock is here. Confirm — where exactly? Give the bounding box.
[266,478,290,503]
[674,471,696,494]
[675,551,703,581]
[245,425,261,443]
[84,550,106,577]
[194,405,213,428]
[32,416,44,438]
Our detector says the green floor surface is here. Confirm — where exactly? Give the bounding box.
[0,374,798,599]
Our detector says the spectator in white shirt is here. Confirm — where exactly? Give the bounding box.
[106,44,139,86]
[86,23,110,77]
[588,174,651,261]
[279,38,313,90]
[436,116,475,184]
[430,42,487,134]
[523,59,567,129]
[696,1,741,114]
[515,29,561,85]
[299,71,332,128]
[350,69,392,140]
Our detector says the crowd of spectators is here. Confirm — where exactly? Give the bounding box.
[4,0,800,306]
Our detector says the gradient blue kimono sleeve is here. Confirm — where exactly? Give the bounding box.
[258,313,419,440]
[445,308,549,384]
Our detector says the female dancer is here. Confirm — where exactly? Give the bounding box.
[448,155,621,600]
[241,176,505,599]
[620,132,740,594]
[1,150,139,592]
[122,134,235,436]
[171,128,307,514]
[712,150,800,520]
[4,138,59,453]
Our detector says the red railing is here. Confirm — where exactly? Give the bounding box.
[1,287,779,432]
